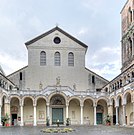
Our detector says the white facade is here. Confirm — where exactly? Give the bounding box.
[1,0,134,127]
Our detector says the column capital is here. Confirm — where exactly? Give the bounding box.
[20,101,24,107]
[33,104,37,107]
[46,102,50,106]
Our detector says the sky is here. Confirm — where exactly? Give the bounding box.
[0,0,127,81]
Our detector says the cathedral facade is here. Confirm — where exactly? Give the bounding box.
[0,0,134,127]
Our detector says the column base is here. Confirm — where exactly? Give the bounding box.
[0,123,2,127]
[94,124,97,126]
[123,124,126,126]
[33,124,37,126]
[20,124,24,126]
[116,123,119,126]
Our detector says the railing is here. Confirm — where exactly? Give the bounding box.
[8,85,109,98]
[110,80,134,96]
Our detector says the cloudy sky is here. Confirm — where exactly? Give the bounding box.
[0,0,127,80]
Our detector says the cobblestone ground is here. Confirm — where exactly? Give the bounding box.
[0,125,134,135]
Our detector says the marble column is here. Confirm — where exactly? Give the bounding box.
[116,106,119,125]
[0,105,2,126]
[80,105,83,125]
[94,106,97,125]
[108,105,113,125]
[123,104,126,126]
[33,105,37,126]
[46,103,50,118]
[20,105,24,126]
[66,104,69,118]
[132,102,134,126]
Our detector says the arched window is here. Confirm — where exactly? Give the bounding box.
[128,7,132,23]
[20,72,22,80]
[68,52,74,66]
[40,51,46,66]
[54,52,60,66]
[129,38,133,56]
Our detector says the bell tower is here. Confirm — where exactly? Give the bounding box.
[121,0,134,72]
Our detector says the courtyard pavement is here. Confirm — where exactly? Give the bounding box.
[0,125,134,135]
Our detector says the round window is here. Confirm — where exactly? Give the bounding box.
[53,37,61,44]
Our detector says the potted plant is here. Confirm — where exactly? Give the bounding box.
[57,119,60,127]
[105,115,111,126]
[66,118,70,126]
[46,117,50,126]
[2,113,10,127]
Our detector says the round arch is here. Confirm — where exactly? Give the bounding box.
[83,96,95,105]
[123,90,132,105]
[68,96,81,105]
[109,96,115,106]
[96,96,109,105]
[9,95,21,103]
[35,96,47,105]
[22,96,34,106]
[48,92,67,104]
[116,94,123,107]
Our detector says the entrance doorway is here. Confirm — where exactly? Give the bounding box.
[12,114,17,126]
[97,113,103,124]
[52,108,63,124]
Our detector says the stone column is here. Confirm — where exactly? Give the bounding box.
[20,106,23,126]
[133,102,134,126]
[80,104,83,125]
[33,105,37,126]
[94,105,97,125]
[133,36,134,57]
[122,104,126,126]
[108,105,113,125]
[20,105,24,126]
[115,106,119,125]
[66,104,69,119]
[0,105,2,126]
[46,102,50,118]
[4,99,11,125]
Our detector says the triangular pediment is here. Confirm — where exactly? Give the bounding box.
[25,26,88,49]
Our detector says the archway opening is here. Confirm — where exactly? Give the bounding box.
[112,99,116,125]
[69,98,80,125]
[125,93,132,125]
[83,99,93,125]
[10,97,20,126]
[1,96,6,118]
[97,99,108,124]
[36,98,46,125]
[50,94,66,125]
[23,97,33,126]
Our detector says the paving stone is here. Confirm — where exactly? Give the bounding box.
[0,125,134,135]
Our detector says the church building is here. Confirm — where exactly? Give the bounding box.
[0,0,134,127]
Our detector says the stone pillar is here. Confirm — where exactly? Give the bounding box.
[80,105,83,125]
[108,105,113,125]
[4,99,11,125]
[66,104,69,118]
[122,104,126,126]
[133,102,134,126]
[0,105,2,126]
[115,106,119,125]
[46,102,50,118]
[33,105,37,126]
[94,105,97,125]
[133,35,134,57]
[20,105,24,126]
